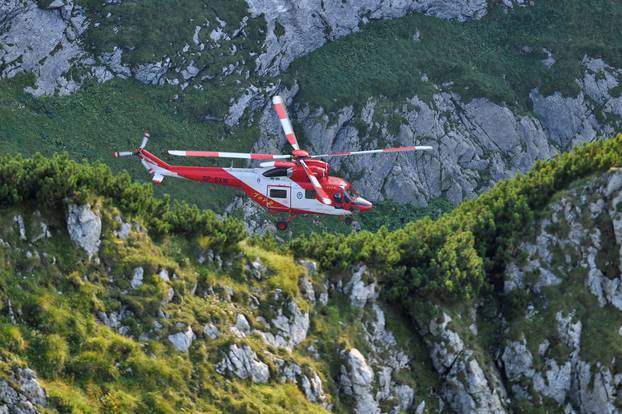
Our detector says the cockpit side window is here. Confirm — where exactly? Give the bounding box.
[263,168,292,178]
[333,192,342,203]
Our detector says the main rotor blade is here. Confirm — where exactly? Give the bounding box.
[311,145,433,158]
[272,96,300,151]
[168,150,292,160]
[300,159,332,205]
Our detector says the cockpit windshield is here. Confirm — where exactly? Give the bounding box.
[343,188,359,203]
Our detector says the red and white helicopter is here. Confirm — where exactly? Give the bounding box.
[114,96,432,230]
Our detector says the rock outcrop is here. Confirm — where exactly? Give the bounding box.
[256,300,309,350]
[249,58,622,210]
[168,326,195,352]
[66,204,101,258]
[340,348,380,414]
[0,0,88,96]
[344,264,376,308]
[0,366,47,414]
[216,344,270,383]
[247,0,488,75]
[424,312,508,413]
[498,170,622,412]
[274,359,330,408]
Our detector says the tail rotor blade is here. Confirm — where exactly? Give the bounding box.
[140,131,151,149]
[113,151,133,158]
[300,159,332,205]
[272,96,300,151]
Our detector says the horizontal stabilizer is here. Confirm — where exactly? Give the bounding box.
[152,174,164,185]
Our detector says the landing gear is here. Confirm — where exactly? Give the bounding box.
[276,221,288,231]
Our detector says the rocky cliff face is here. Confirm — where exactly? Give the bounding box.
[1,0,487,96]
[401,168,622,413]
[0,0,88,96]
[246,0,487,76]
[495,169,622,412]
[250,57,622,208]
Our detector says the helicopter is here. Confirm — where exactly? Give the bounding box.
[114,96,432,230]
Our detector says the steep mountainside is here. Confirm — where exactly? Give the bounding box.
[2,0,622,227]
[1,135,622,413]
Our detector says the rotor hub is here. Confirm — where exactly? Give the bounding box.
[292,149,309,158]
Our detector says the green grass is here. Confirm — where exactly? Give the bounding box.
[0,75,258,211]
[287,0,622,113]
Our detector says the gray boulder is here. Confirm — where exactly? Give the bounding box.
[230,314,251,338]
[257,301,309,350]
[345,265,376,308]
[130,267,144,289]
[0,366,47,414]
[203,323,221,339]
[299,276,316,303]
[67,204,101,258]
[13,215,26,241]
[134,59,171,85]
[168,326,195,352]
[216,344,270,383]
[340,348,380,414]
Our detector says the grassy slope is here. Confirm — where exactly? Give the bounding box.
[0,204,335,413]
[0,75,254,211]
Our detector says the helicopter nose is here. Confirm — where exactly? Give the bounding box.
[353,196,373,211]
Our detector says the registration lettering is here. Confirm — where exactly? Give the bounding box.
[203,176,229,185]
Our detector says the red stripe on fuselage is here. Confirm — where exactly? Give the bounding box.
[167,165,293,211]
[139,149,171,169]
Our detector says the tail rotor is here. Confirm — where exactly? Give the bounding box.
[112,131,150,158]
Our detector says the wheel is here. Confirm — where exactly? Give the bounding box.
[344,216,353,225]
[276,221,288,231]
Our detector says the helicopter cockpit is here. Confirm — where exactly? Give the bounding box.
[333,186,372,211]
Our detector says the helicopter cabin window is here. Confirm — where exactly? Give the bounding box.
[333,192,342,203]
[263,168,292,178]
[305,189,316,199]
[269,188,288,199]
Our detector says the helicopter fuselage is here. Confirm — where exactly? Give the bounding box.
[138,149,373,217]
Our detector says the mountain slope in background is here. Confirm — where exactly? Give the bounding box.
[2,0,622,233]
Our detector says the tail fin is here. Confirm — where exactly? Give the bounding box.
[112,131,175,184]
